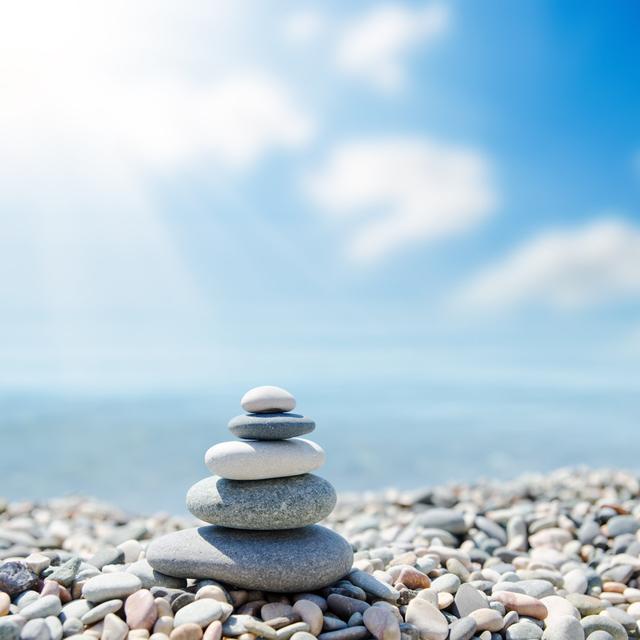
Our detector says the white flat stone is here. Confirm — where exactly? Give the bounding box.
[240,386,296,413]
[205,438,325,480]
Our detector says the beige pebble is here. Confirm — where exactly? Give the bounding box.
[154,617,174,635]
[202,621,222,640]
[150,635,170,640]
[128,631,150,640]
[262,603,294,621]
[293,600,323,636]
[155,600,173,619]
[0,592,10,616]
[195,587,228,604]
[170,624,203,640]
[602,582,626,593]
[491,592,547,619]
[436,593,452,610]
[276,622,310,640]
[102,613,129,640]
[469,608,504,632]
[125,590,158,631]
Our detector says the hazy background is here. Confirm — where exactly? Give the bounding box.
[1,1,639,513]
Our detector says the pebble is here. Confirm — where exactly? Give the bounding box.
[44,618,61,640]
[580,616,626,640]
[292,600,323,636]
[102,614,129,640]
[0,593,10,616]
[147,525,352,592]
[0,564,38,596]
[404,599,448,640]
[126,562,186,591]
[169,625,202,640]
[490,592,547,619]
[82,574,142,604]
[47,558,81,588]
[125,591,157,631]
[0,621,20,640]
[173,601,221,629]
[541,615,584,640]
[454,585,488,617]
[204,439,325,481]
[240,386,296,413]
[362,606,400,640]
[347,570,399,601]
[318,627,369,640]
[81,600,123,625]
[228,413,315,441]
[20,597,62,621]
[468,609,503,632]
[186,475,336,530]
[20,619,50,640]
[505,620,542,640]
[565,594,605,616]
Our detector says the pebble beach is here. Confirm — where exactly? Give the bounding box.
[2,467,640,640]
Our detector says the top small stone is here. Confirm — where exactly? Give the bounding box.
[241,386,296,414]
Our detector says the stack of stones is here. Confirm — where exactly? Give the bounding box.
[147,386,353,593]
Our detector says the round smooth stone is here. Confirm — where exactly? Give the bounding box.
[241,386,295,413]
[146,525,353,592]
[186,474,336,529]
[228,413,315,441]
[82,573,142,603]
[205,438,324,481]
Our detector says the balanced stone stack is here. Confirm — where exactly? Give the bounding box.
[147,385,353,592]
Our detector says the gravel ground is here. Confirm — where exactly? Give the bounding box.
[2,468,640,640]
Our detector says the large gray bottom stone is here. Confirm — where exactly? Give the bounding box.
[146,524,353,592]
[186,474,336,529]
[228,413,315,440]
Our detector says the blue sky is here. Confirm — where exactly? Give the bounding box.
[0,0,639,401]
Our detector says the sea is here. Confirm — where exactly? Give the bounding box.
[1,384,637,516]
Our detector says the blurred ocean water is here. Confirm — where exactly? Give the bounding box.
[1,385,638,516]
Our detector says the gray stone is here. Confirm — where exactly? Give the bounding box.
[228,413,315,441]
[0,619,20,640]
[126,559,187,589]
[47,558,81,588]
[82,573,142,603]
[0,563,38,595]
[541,616,584,640]
[606,515,639,537]
[586,633,613,640]
[186,475,336,530]
[174,599,222,627]
[413,509,467,535]
[44,618,61,640]
[88,548,124,570]
[474,517,507,545]
[347,570,399,601]
[20,596,62,620]
[505,621,542,640]
[454,585,489,617]
[449,617,477,640]
[147,524,353,592]
[580,616,626,640]
[80,600,122,625]
[20,620,50,640]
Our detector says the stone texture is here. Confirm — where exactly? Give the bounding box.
[228,413,315,441]
[404,599,448,640]
[542,615,584,640]
[204,439,325,481]
[186,475,336,530]
[0,563,38,596]
[125,590,158,631]
[147,525,353,592]
[240,386,295,413]
[173,601,222,629]
[82,573,142,603]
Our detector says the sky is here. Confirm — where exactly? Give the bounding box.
[0,0,639,405]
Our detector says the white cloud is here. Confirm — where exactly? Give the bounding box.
[305,137,496,262]
[454,217,640,311]
[0,1,314,207]
[283,8,326,45]
[336,3,449,92]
